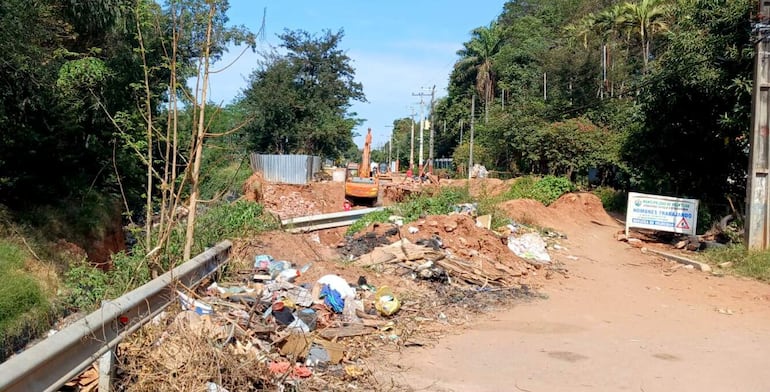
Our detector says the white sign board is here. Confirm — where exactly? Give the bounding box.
[626,192,699,236]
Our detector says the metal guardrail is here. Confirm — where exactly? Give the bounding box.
[0,240,232,392]
[281,207,384,233]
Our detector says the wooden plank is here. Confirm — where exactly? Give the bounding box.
[318,325,373,339]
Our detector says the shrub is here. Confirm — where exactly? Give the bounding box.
[0,240,52,360]
[593,186,627,212]
[505,176,575,206]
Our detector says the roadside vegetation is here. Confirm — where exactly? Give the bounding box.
[704,246,770,282]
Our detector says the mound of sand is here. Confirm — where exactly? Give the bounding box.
[498,192,617,234]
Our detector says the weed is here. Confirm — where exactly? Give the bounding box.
[346,209,393,236]
[0,239,54,360]
[393,186,473,222]
[704,246,770,281]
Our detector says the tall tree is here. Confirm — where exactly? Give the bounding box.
[242,29,366,158]
[455,22,503,122]
[616,0,671,73]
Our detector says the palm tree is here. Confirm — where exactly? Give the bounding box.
[455,22,503,122]
[616,0,671,73]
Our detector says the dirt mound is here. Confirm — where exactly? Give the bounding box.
[498,199,559,229]
[441,178,514,197]
[550,192,616,226]
[242,173,263,202]
[358,214,547,288]
[498,192,617,234]
[246,175,346,219]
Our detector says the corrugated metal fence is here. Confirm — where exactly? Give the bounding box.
[249,153,322,185]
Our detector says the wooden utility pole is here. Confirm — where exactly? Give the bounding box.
[747,3,770,249]
[468,95,475,180]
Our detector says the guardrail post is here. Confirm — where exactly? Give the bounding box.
[98,346,116,391]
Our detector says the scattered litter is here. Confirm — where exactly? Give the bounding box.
[475,214,492,230]
[206,382,230,392]
[177,291,213,315]
[268,362,312,378]
[717,308,734,315]
[374,286,401,316]
[452,203,478,216]
[507,233,552,264]
[408,226,419,234]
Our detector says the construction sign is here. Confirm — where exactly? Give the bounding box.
[626,192,699,236]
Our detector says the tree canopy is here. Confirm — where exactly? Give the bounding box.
[241,29,366,159]
[416,0,754,212]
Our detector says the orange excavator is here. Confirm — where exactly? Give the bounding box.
[344,128,380,205]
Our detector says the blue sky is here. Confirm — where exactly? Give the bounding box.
[206,1,506,149]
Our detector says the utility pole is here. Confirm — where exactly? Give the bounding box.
[468,94,475,180]
[747,5,770,250]
[408,106,416,170]
[385,125,393,172]
[543,72,547,101]
[428,85,436,174]
[412,89,432,173]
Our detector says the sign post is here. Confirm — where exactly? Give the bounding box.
[625,192,699,237]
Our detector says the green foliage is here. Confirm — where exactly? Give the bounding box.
[505,176,576,206]
[0,240,51,358]
[705,246,770,282]
[65,200,278,310]
[452,142,492,170]
[345,186,474,235]
[592,186,627,212]
[345,209,393,236]
[194,201,278,246]
[64,261,110,310]
[242,29,365,158]
[199,156,251,201]
[624,0,753,204]
[393,186,473,222]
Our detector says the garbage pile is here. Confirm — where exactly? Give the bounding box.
[116,256,418,391]
[115,211,563,391]
[346,213,558,288]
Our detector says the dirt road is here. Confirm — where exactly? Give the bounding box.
[385,217,770,391]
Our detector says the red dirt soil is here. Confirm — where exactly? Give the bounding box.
[499,192,616,235]
[242,173,346,219]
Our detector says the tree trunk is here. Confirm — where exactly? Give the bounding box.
[183,3,216,260]
[135,12,154,251]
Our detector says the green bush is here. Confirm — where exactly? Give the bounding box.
[64,261,110,310]
[592,186,627,212]
[0,240,51,358]
[505,176,575,206]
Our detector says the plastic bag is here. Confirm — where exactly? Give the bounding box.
[374,286,401,316]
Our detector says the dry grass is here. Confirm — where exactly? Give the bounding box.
[116,314,270,391]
